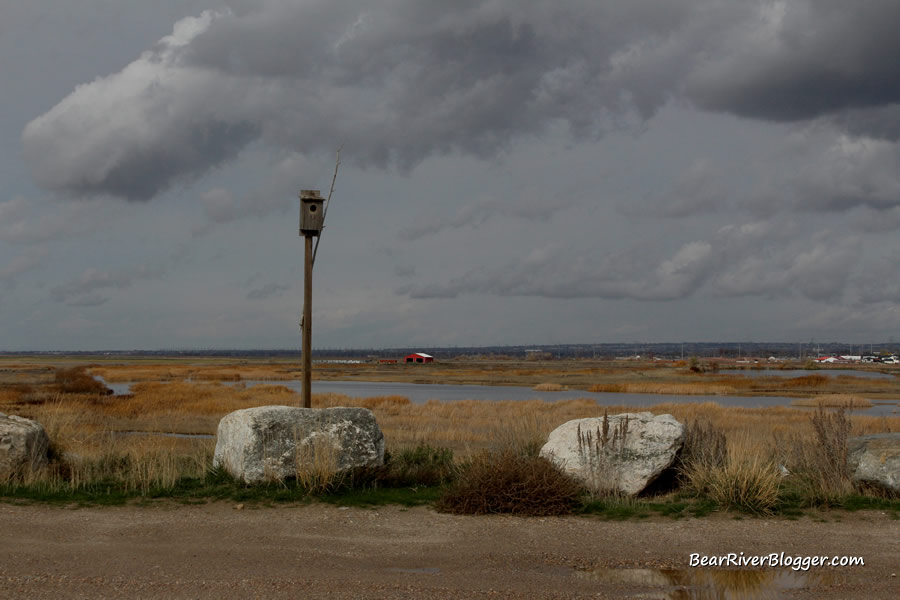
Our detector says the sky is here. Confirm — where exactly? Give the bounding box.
[3,0,900,350]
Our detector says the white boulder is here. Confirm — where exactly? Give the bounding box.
[848,433,900,494]
[540,412,684,496]
[0,413,50,480]
[213,406,385,484]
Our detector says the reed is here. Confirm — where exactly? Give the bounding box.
[790,395,873,408]
[588,382,737,395]
[3,359,900,508]
[293,434,343,494]
[777,406,855,505]
[533,383,568,391]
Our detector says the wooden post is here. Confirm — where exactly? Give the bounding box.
[302,233,313,408]
[298,177,334,409]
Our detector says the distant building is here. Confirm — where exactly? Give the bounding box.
[839,355,862,362]
[815,356,840,363]
[405,352,434,364]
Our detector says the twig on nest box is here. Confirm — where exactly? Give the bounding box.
[312,145,342,267]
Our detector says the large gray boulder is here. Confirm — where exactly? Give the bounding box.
[540,412,684,496]
[848,433,900,494]
[213,406,385,484]
[0,413,50,480]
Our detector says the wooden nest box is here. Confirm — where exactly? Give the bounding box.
[299,189,325,235]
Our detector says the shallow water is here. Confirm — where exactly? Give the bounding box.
[575,567,841,599]
[97,378,899,416]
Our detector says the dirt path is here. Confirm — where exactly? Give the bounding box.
[1,503,897,599]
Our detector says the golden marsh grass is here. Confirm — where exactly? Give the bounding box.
[790,394,874,408]
[2,359,899,496]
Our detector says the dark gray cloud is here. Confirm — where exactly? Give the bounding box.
[402,220,861,303]
[658,159,726,218]
[399,193,574,241]
[404,242,716,301]
[847,251,900,305]
[20,1,711,200]
[685,1,900,122]
[24,1,900,204]
[619,158,726,218]
[0,196,119,243]
[49,265,165,306]
[0,249,48,287]
[743,127,900,216]
[246,282,289,300]
[393,265,416,278]
[192,187,293,237]
[22,1,900,205]
[833,105,900,142]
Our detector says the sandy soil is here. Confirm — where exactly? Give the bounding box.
[1,503,897,599]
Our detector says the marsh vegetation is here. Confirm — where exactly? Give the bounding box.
[1,357,898,515]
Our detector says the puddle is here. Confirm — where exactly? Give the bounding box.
[385,567,440,575]
[574,567,841,599]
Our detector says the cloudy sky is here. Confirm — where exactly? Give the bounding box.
[3,0,900,350]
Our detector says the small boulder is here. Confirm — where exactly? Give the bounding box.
[540,412,684,496]
[213,406,385,484]
[0,413,50,480]
[848,433,900,495]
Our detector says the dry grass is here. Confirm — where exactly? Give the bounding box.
[293,434,342,493]
[76,359,900,403]
[777,406,856,505]
[693,434,782,514]
[3,359,900,500]
[89,365,300,383]
[533,383,568,392]
[7,398,212,493]
[588,382,737,395]
[677,419,728,495]
[790,394,873,408]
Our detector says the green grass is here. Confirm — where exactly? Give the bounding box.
[321,486,443,508]
[3,476,896,519]
[0,462,446,508]
[578,495,717,520]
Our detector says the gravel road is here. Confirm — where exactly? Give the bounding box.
[1,503,897,598]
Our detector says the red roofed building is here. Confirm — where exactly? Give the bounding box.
[405,352,434,364]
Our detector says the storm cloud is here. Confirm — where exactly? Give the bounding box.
[7,1,900,348]
[403,219,862,304]
[49,265,166,307]
[9,1,714,200]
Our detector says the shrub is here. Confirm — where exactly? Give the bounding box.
[436,450,582,516]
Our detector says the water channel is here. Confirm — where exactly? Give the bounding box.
[100,378,899,417]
